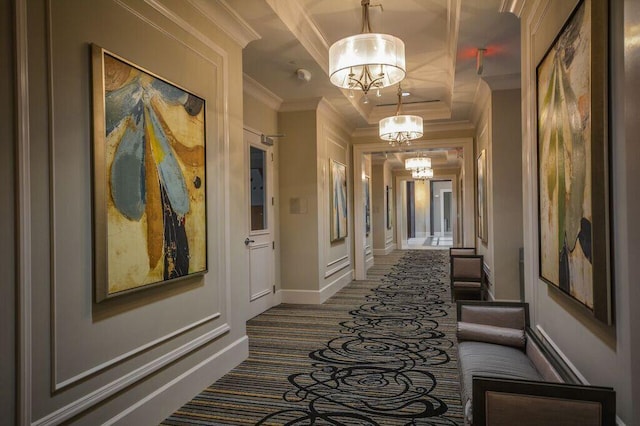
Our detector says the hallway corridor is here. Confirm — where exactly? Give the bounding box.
[163,251,463,425]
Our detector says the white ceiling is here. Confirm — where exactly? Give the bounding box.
[226,0,521,132]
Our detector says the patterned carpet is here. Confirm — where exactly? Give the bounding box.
[162,250,463,425]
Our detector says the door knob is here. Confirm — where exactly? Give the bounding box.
[244,238,255,246]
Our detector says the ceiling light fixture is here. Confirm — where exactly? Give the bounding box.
[404,156,431,170]
[329,0,406,103]
[379,85,423,147]
[412,167,434,180]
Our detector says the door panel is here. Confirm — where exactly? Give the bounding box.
[245,130,275,319]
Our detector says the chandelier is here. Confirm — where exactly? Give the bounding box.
[404,156,431,171]
[329,0,406,103]
[412,167,434,180]
[379,85,423,146]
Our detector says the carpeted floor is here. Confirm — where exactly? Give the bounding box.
[162,250,463,425]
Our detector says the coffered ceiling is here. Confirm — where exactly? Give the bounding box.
[224,0,521,132]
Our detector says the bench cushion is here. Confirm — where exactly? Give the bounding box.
[457,322,526,349]
[458,341,543,424]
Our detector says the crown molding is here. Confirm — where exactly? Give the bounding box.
[243,74,282,110]
[470,79,491,127]
[317,98,354,136]
[188,0,260,48]
[499,0,526,18]
[482,72,522,91]
[279,97,322,112]
[265,0,329,73]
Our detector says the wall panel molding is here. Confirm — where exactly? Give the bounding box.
[33,323,231,426]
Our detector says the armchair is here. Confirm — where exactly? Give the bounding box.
[450,254,485,302]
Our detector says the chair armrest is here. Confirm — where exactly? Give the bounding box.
[472,376,616,426]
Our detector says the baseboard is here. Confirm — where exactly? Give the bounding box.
[104,335,249,425]
[365,255,374,270]
[280,269,353,304]
[372,243,396,256]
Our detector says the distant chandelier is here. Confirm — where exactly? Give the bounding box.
[379,85,423,146]
[412,167,434,180]
[329,0,406,103]
[404,156,431,171]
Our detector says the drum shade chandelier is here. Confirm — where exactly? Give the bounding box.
[412,167,434,180]
[404,156,431,171]
[379,85,423,146]
[329,0,406,103]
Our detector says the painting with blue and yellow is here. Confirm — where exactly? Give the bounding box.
[103,52,206,296]
[330,159,348,242]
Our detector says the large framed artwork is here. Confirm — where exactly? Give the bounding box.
[536,0,611,324]
[364,175,371,236]
[330,159,348,242]
[477,149,488,244]
[91,44,207,302]
[386,185,393,230]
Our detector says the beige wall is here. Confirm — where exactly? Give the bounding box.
[277,100,353,300]
[278,109,319,291]
[372,160,396,254]
[491,89,523,300]
[317,103,353,294]
[521,0,640,422]
[473,83,523,301]
[17,0,250,423]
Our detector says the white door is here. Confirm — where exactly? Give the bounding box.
[245,130,275,319]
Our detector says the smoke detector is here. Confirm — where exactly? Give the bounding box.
[296,68,312,82]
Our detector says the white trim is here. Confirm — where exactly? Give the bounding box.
[55,313,220,390]
[187,0,260,48]
[264,0,329,73]
[281,268,353,304]
[250,288,272,302]
[324,260,351,278]
[33,324,231,426]
[243,73,282,110]
[326,254,348,268]
[16,0,32,422]
[102,335,249,426]
[279,97,322,112]
[535,325,589,385]
[318,98,353,137]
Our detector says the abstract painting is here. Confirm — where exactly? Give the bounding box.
[92,45,207,301]
[536,0,611,324]
[386,185,393,230]
[330,159,348,242]
[477,149,488,244]
[364,175,371,236]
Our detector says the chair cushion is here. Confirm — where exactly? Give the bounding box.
[457,322,526,349]
[458,341,543,425]
[452,257,483,279]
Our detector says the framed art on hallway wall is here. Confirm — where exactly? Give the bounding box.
[91,44,208,302]
[364,175,371,236]
[536,0,612,325]
[330,159,348,242]
[476,149,488,245]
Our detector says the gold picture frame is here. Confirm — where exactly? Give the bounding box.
[536,0,611,324]
[91,44,208,302]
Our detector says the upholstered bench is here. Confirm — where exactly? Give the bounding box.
[456,301,616,426]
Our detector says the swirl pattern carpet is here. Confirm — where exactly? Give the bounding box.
[162,250,463,425]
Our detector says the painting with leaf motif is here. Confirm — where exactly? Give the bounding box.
[536,0,611,324]
[92,45,207,301]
